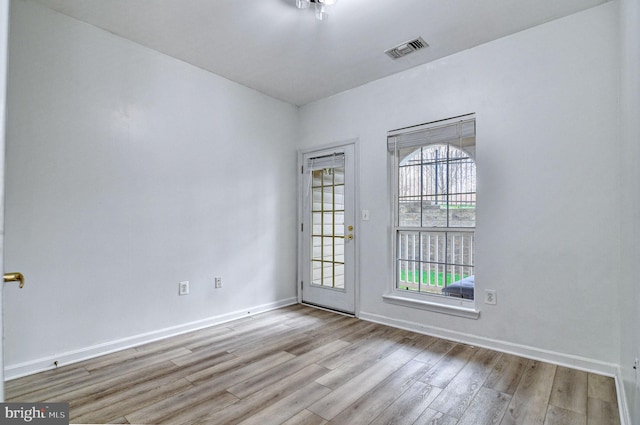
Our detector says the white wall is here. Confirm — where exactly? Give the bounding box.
[299,3,621,369]
[4,0,298,376]
[618,0,640,420]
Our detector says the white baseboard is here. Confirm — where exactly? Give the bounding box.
[614,367,632,425]
[5,297,298,381]
[358,310,619,376]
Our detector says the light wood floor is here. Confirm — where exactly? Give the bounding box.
[6,304,621,425]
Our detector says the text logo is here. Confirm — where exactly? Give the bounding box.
[1,403,68,424]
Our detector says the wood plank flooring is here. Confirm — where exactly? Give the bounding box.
[5,305,622,425]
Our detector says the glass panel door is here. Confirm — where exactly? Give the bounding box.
[300,144,355,314]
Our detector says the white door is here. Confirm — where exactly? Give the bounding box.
[0,0,10,401]
[300,143,356,314]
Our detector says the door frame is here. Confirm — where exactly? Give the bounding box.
[0,0,10,402]
[297,139,360,317]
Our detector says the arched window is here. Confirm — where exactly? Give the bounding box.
[398,144,476,228]
[388,115,476,301]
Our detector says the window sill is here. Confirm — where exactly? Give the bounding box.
[382,293,480,320]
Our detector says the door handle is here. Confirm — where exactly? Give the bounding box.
[4,272,25,288]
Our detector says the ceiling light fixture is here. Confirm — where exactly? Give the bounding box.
[296,0,337,21]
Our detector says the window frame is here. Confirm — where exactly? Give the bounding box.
[385,114,479,319]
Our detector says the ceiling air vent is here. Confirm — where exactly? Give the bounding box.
[385,37,429,60]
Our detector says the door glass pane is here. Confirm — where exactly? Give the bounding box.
[322,237,333,260]
[334,185,345,210]
[334,264,345,289]
[334,212,345,236]
[333,168,345,185]
[334,238,345,263]
[312,236,322,258]
[312,261,322,285]
[312,213,322,235]
[310,166,346,289]
[312,187,322,211]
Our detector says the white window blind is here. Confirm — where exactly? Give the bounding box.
[306,152,345,171]
[387,115,476,156]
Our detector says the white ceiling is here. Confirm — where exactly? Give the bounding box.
[32,0,609,106]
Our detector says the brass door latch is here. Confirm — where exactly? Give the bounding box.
[4,272,25,288]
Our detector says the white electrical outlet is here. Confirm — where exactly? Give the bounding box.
[484,289,497,305]
[215,277,222,289]
[179,281,189,295]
